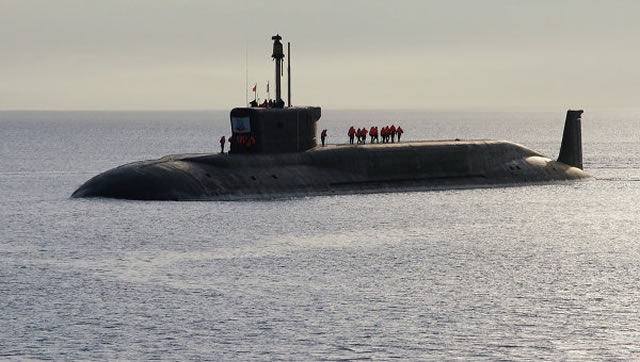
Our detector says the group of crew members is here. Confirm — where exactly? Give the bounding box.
[347,124,403,144]
[220,134,256,153]
[219,123,404,152]
[249,99,285,109]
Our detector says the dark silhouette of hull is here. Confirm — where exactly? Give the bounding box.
[71,34,590,201]
[72,136,590,201]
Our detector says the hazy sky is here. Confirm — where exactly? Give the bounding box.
[2,0,639,110]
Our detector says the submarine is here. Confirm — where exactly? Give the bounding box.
[72,35,590,201]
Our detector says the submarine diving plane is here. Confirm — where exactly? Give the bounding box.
[72,35,590,201]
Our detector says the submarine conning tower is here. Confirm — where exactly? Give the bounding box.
[230,34,321,154]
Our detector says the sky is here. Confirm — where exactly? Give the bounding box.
[1,0,639,110]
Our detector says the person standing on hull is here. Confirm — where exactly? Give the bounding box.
[220,135,226,153]
[243,134,256,152]
[397,126,403,142]
[390,124,397,143]
[348,126,356,144]
[321,129,327,146]
[228,135,234,151]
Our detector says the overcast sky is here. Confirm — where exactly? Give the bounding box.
[2,0,639,110]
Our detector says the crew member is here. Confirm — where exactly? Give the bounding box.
[396,126,404,142]
[236,135,246,153]
[390,125,397,143]
[220,135,226,153]
[321,129,327,146]
[245,134,256,151]
[348,126,356,144]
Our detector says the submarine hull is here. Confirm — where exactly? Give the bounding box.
[71,34,588,201]
[72,140,591,201]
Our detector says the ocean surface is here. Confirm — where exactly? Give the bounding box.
[2,109,640,360]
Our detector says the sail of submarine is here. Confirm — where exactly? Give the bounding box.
[71,35,590,201]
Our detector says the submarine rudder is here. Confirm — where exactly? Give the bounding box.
[557,109,583,169]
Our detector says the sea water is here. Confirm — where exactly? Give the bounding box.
[1,109,640,360]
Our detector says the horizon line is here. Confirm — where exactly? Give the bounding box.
[2,106,635,113]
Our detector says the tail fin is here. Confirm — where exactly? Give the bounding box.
[557,109,584,169]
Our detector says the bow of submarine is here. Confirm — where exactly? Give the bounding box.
[71,160,209,200]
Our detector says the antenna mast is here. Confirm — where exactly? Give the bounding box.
[245,43,248,106]
[271,34,285,108]
[287,42,291,107]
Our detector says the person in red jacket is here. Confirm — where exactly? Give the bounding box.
[220,135,226,153]
[396,126,404,142]
[390,125,397,143]
[348,126,356,144]
[361,127,368,144]
[321,129,327,146]
[245,135,256,151]
[369,126,376,144]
